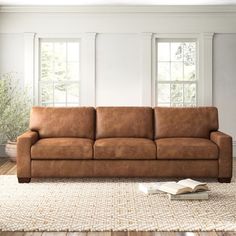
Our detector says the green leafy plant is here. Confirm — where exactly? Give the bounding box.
[0,72,31,143]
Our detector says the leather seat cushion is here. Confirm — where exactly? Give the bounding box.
[155,138,218,160]
[94,138,156,160]
[31,138,93,160]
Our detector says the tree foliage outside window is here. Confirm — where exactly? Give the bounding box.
[40,40,80,107]
[157,41,197,107]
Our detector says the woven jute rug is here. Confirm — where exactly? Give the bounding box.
[0,174,236,231]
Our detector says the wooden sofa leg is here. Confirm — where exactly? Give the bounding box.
[18,177,31,183]
[218,177,231,183]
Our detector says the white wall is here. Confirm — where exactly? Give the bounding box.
[0,7,236,156]
[0,33,24,75]
[96,34,141,106]
[213,33,236,156]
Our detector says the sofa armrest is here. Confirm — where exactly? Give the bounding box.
[210,131,232,179]
[17,131,39,179]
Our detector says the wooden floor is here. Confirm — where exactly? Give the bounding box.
[0,158,235,236]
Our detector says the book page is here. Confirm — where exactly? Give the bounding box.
[159,182,192,195]
[177,178,208,192]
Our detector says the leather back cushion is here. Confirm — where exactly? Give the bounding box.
[30,107,95,139]
[96,107,154,139]
[154,107,218,139]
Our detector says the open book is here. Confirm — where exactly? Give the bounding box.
[158,178,209,195]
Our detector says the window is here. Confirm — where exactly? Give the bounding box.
[39,39,80,106]
[156,40,197,107]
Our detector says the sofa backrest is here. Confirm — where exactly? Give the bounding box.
[30,107,95,139]
[96,107,153,139]
[154,107,218,139]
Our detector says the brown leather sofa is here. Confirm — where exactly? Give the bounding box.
[17,106,233,183]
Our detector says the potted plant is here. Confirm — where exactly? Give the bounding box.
[0,72,31,162]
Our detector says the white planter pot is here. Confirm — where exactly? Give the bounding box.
[5,141,17,162]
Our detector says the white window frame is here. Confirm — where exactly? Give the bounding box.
[38,38,81,107]
[24,32,97,107]
[153,34,201,107]
[155,38,198,107]
[141,32,214,107]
